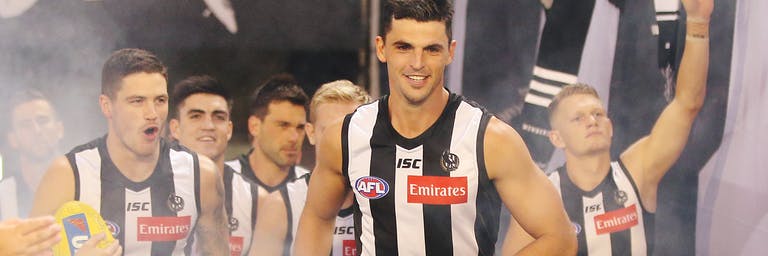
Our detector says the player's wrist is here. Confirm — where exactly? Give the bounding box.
[686,18,710,40]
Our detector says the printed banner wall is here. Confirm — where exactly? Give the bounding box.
[696,0,768,254]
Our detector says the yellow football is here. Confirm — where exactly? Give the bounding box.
[53,201,115,256]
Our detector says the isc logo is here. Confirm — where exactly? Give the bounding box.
[585,204,602,213]
[354,176,389,199]
[127,202,151,211]
[397,158,422,169]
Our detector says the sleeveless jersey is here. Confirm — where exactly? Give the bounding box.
[221,164,258,256]
[343,93,501,256]
[0,154,35,219]
[548,161,654,256]
[331,207,356,256]
[68,137,200,256]
[225,155,310,255]
[0,176,21,220]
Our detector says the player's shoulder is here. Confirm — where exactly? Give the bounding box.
[67,136,105,156]
[484,116,521,141]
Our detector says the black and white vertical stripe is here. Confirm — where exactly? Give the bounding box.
[69,137,199,256]
[225,156,310,255]
[549,161,654,255]
[343,94,499,256]
[221,163,258,256]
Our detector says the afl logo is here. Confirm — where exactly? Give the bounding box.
[572,222,582,235]
[355,176,390,199]
[105,220,120,237]
[167,193,185,212]
[440,150,460,172]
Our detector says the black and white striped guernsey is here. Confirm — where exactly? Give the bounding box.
[331,207,355,256]
[221,164,257,256]
[342,93,500,256]
[549,161,654,256]
[224,155,310,255]
[68,137,200,256]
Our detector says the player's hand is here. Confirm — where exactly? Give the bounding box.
[0,216,61,256]
[682,0,714,21]
[74,233,122,256]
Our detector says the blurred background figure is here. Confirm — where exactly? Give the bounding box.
[0,89,63,219]
[305,79,370,256]
[225,73,310,256]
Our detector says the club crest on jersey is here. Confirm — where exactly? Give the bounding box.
[105,220,121,237]
[440,150,459,172]
[355,176,389,199]
[228,217,239,232]
[614,190,628,205]
[167,193,184,212]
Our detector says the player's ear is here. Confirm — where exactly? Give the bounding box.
[248,115,262,139]
[549,130,566,149]
[226,120,233,142]
[99,94,112,118]
[169,118,180,140]
[375,36,387,63]
[305,123,316,146]
[447,40,457,64]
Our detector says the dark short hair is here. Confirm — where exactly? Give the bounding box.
[170,75,233,119]
[3,89,55,133]
[248,73,309,119]
[382,0,454,40]
[8,89,49,112]
[548,83,600,124]
[101,48,167,98]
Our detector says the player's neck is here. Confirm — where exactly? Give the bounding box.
[389,88,450,139]
[106,133,160,182]
[213,157,225,177]
[248,147,290,187]
[564,151,612,191]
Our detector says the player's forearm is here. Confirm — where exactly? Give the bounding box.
[294,214,335,256]
[514,231,576,256]
[197,228,229,254]
[196,210,230,254]
[675,19,710,111]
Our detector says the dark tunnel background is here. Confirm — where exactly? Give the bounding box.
[0,0,737,255]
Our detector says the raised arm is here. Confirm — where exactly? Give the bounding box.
[485,118,575,255]
[194,156,230,254]
[621,0,712,208]
[294,122,349,256]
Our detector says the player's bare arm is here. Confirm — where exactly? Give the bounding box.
[30,156,76,216]
[620,0,712,211]
[485,118,576,255]
[195,155,230,254]
[295,121,348,256]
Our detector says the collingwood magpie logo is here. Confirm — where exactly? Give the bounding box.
[614,190,628,205]
[440,150,459,172]
[167,193,185,212]
[228,217,239,232]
